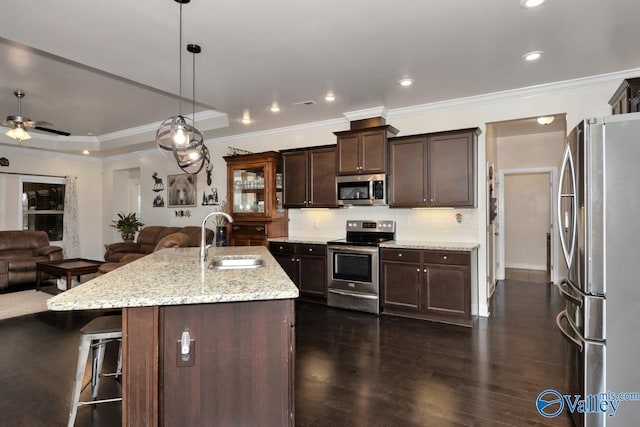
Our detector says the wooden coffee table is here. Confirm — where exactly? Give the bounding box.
[36,258,104,291]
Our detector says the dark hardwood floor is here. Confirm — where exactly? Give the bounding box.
[0,280,572,426]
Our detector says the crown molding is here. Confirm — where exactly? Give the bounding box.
[98,109,227,142]
[389,68,640,119]
[0,141,101,162]
[343,106,389,122]
[208,117,346,145]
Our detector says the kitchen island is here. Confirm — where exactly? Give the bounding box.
[48,246,298,426]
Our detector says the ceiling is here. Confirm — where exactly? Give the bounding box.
[0,0,639,156]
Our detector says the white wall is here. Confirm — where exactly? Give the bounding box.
[0,145,104,260]
[504,173,550,270]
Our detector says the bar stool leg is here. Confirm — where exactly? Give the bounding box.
[91,339,107,400]
[68,336,91,427]
[116,340,123,381]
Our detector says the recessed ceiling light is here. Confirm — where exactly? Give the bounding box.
[520,0,545,8]
[523,50,543,61]
[399,78,414,87]
[324,93,336,102]
[82,150,90,155]
[270,103,280,113]
[536,116,555,125]
[241,117,252,125]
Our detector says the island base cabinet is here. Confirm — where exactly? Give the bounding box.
[123,300,295,426]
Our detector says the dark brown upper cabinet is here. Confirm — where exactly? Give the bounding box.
[609,78,640,115]
[282,145,338,208]
[334,125,398,175]
[389,128,479,208]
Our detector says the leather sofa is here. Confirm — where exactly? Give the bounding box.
[104,226,214,263]
[0,230,64,289]
[96,231,193,276]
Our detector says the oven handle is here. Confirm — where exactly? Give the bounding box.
[327,245,379,254]
[328,289,379,300]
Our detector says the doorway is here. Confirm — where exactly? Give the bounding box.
[497,168,557,284]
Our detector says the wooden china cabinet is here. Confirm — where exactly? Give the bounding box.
[224,151,288,246]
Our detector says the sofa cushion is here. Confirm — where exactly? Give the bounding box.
[180,226,214,247]
[0,249,39,260]
[136,226,181,254]
[8,256,50,272]
[0,230,50,251]
[154,232,191,251]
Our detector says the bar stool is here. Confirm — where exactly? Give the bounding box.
[67,315,123,427]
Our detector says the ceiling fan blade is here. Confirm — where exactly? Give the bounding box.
[34,126,71,136]
[33,120,53,127]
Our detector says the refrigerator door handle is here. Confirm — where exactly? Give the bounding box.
[557,144,578,268]
[556,310,584,352]
[556,279,583,307]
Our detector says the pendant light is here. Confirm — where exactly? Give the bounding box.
[156,0,207,174]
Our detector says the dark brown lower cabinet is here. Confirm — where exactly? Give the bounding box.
[269,242,327,303]
[123,300,295,426]
[229,220,288,247]
[381,248,474,327]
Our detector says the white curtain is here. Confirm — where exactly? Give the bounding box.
[63,176,80,257]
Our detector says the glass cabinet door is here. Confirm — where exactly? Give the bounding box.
[275,172,284,212]
[232,165,266,214]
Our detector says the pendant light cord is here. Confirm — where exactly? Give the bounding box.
[192,47,196,123]
[178,2,183,117]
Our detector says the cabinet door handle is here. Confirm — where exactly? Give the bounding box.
[232,226,240,231]
[423,198,426,202]
[308,248,313,252]
[291,258,295,262]
[443,255,448,260]
[256,226,265,231]
[416,268,420,272]
[398,253,402,257]
[424,269,427,273]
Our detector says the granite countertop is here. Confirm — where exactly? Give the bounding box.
[380,241,479,251]
[268,236,338,245]
[268,236,479,251]
[47,246,299,311]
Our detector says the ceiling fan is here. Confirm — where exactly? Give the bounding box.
[2,89,71,142]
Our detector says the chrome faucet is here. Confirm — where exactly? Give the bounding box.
[199,212,234,262]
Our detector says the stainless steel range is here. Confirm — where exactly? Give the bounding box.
[326,220,395,314]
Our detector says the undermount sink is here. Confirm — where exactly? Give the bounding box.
[208,255,265,270]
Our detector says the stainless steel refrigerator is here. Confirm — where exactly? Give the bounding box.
[556,113,640,426]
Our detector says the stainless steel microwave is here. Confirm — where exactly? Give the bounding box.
[336,173,386,206]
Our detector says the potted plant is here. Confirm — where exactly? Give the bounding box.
[111,212,144,242]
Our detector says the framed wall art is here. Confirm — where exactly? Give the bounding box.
[167,173,197,207]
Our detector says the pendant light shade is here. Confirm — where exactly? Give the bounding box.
[156,0,208,174]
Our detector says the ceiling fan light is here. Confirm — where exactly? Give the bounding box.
[6,125,31,142]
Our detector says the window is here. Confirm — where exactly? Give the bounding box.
[21,177,66,243]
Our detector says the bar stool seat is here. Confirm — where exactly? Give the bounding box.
[67,315,123,427]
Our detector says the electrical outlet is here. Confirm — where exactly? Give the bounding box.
[176,339,195,367]
[402,217,410,226]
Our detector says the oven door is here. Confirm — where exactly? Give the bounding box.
[327,244,380,314]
